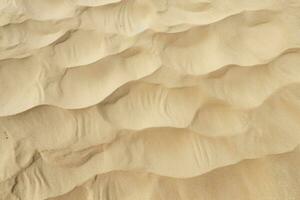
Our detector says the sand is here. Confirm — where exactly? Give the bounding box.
[1,0,300,199]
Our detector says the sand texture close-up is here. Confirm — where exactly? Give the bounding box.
[1,0,300,199]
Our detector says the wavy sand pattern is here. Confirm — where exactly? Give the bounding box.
[1,0,300,199]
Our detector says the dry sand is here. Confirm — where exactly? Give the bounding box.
[1,0,300,199]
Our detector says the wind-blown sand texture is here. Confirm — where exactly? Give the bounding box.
[1,0,300,199]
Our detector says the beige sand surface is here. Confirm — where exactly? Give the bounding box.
[1,0,300,199]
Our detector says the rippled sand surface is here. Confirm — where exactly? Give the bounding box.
[1,0,300,199]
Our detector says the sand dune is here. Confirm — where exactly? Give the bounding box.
[1,0,300,199]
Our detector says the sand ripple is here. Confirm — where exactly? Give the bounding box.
[1,0,300,199]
